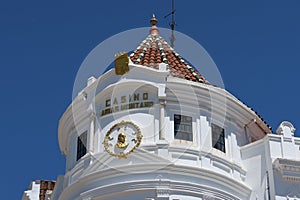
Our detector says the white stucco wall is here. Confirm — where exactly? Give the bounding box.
[53,64,300,200]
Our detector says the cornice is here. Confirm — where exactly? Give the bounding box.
[59,164,250,200]
[274,158,300,183]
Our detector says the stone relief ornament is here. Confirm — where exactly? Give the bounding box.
[103,121,143,159]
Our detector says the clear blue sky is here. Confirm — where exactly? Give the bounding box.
[0,1,299,199]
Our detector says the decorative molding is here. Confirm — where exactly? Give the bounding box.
[89,112,96,120]
[159,99,167,106]
[274,158,300,183]
[62,161,251,200]
[156,187,170,198]
[276,121,296,137]
[81,197,92,200]
[78,179,244,200]
[203,194,215,200]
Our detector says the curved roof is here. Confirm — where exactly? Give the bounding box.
[129,15,209,84]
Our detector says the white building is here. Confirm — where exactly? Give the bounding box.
[22,180,55,200]
[23,15,300,200]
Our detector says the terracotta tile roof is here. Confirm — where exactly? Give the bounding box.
[129,15,209,84]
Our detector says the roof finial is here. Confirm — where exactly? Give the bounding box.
[149,14,159,35]
[150,14,158,25]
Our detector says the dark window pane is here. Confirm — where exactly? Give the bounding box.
[174,114,193,141]
[211,124,225,153]
[77,131,87,161]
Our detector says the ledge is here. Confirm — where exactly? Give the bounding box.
[274,158,300,183]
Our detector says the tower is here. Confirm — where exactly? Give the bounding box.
[24,15,300,200]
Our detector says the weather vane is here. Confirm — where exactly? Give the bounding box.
[164,0,176,48]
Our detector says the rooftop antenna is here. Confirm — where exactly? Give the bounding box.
[164,0,176,48]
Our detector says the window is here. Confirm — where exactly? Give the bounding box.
[77,131,87,161]
[211,124,225,153]
[174,114,193,141]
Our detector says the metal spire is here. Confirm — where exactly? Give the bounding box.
[164,0,176,48]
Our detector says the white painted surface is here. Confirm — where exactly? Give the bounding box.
[51,63,300,200]
[22,181,40,200]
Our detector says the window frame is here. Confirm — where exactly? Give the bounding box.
[174,114,193,142]
[211,123,226,153]
[76,131,87,161]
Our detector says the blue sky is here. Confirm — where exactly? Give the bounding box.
[1,1,299,199]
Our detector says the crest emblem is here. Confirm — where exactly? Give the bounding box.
[103,121,143,159]
[114,52,129,75]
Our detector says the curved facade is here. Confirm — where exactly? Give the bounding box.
[41,17,300,200]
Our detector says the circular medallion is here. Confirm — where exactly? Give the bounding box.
[103,121,143,159]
